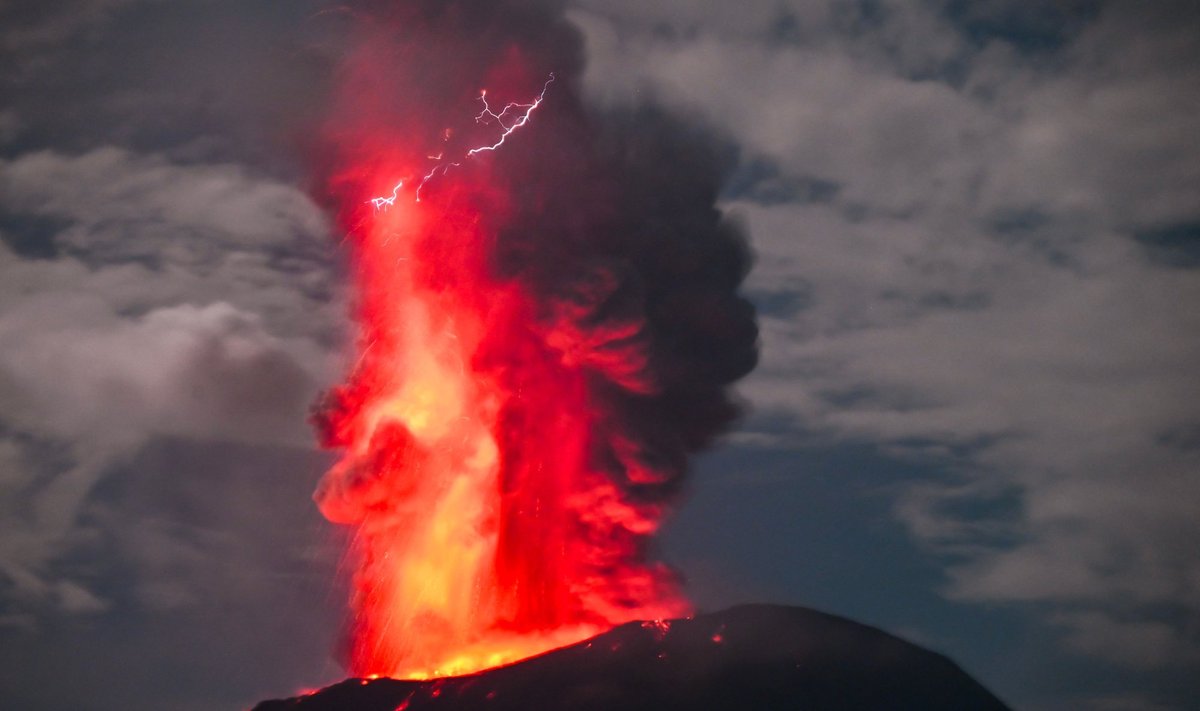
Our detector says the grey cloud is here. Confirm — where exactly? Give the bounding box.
[0,0,143,54]
[575,0,1200,230]
[0,144,344,621]
[1053,611,1197,670]
[976,4,1200,229]
[0,110,19,146]
[571,0,1200,677]
[0,2,356,705]
[0,299,318,444]
[92,438,341,612]
[573,7,998,216]
[1,0,336,170]
[0,146,342,345]
[0,295,330,618]
[0,442,345,711]
[1084,694,1189,711]
[737,201,1200,665]
[0,147,329,262]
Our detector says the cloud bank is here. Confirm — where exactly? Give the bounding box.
[572,0,1200,683]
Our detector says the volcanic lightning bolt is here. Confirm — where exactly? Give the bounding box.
[466,73,555,156]
[310,0,757,684]
[368,74,554,209]
[368,180,405,210]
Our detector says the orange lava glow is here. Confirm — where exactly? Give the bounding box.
[312,70,689,676]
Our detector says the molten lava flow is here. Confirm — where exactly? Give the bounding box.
[312,79,689,679]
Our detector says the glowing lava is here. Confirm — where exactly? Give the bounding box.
[312,78,688,679]
[309,0,757,682]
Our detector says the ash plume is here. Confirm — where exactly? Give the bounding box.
[307,0,758,676]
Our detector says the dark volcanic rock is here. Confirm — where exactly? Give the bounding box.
[254,604,1010,711]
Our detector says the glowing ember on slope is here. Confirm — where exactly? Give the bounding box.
[309,0,756,684]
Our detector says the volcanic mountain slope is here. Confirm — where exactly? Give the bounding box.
[254,604,1010,711]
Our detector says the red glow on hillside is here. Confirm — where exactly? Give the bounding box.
[311,68,688,679]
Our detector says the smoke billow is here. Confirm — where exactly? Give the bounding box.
[308,0,758,676]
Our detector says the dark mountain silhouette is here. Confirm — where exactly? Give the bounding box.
[253,604,1010,710]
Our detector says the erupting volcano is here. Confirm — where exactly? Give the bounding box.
[253,4,1013,707]
[307,0,757,681]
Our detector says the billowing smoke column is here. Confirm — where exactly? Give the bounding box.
[309,0,758,680]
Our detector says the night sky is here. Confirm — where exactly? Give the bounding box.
[1,2,1198,710]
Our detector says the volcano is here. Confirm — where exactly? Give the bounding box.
[293,3,1006,706]
[253,604,1010,711]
